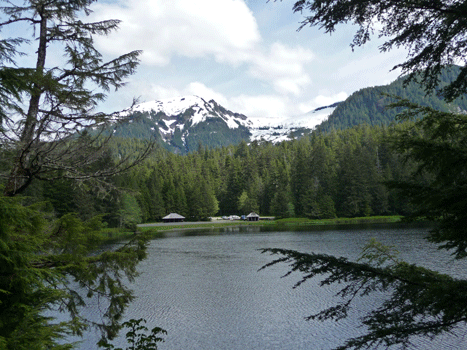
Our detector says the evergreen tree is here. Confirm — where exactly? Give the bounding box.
[219,156,243,215]
[388,100,467,258]
[292,0,467,101]
[117,192,142,229]
[0,196,149,349]
[137,169,166,222]
[260,1,467,348]
[0,0,152,197]
[0,1,153,347]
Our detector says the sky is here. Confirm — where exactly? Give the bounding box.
[13,0,408,125]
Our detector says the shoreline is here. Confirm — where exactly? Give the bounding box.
[101,215,431,241]
[135,215,408,236]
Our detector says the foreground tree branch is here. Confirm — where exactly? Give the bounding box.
[290,0,467,101]
[0,0,152,197]
[0,1,155,348]
[0,197,151,348]
[260,242,467,349]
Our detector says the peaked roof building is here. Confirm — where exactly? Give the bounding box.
[162,213,185,222]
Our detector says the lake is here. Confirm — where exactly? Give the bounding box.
[70,223,467,349]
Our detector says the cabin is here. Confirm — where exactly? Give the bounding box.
[162,213,185,223]
[246,212,260,222]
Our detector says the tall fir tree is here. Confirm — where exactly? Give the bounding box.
[0,0,152,197]
[0,0,152,348]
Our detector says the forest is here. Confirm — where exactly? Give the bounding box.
[318,65,467,133]
[2,0,467,348]
[20,121,419,228]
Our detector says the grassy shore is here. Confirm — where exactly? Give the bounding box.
[133,215,404,237]
[99,215,405,240]
[272,215,403,226]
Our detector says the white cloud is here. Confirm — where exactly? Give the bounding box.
[248,42,314,95]
[229,94,289,121]
[131,82,228,106]
[131,82,288,121]
[86,0,408,122]
[140,84,182,101]
[298,92,349,113]
[89,0,314,96]
[90,0,261,66]
[184,82,229,106]
[332,48,405,91]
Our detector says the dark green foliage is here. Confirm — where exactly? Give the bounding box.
[20,119,420,226]
[317,66,467,133]
[388,101,467,259]
[137,169,166,222]
[99,318,167,350]
[261,240,467,350]
[111,112,165,141]
[292,0,467,101]
[118,122,416,221]
[184,118,251,154]
[219,156,244,215]
[0,2,155,348]
[0,0,152,197]
[0,195,149,349]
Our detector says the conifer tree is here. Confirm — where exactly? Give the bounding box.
[0,0,153,348]
[0,0,152,197]
[0,195,150,349]
[291,0,467,101]
[260,1,467,348]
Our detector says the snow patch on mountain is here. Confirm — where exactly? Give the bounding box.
[248,103,339,142]
[125,95,252,131]
[129,96,200,118]
[120,95,339,146]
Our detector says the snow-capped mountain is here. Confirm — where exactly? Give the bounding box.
[114,95,338,153]
[249,103,339,143]
[115,96,252,153]
[123,95,253,135]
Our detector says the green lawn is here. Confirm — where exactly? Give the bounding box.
[134,215,404,237]
[98,216,405,240]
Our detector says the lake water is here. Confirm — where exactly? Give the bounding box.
[71,223,467,349]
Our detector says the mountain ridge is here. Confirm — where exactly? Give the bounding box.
[110,66,466,153]
[113,95,335,153]
[113,96,253,154]
[317,65,467,132]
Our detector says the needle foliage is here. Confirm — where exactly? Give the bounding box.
[261,1,467,348]
[0,0,154,348]
[0,195,150,349]
[292,0,467,101]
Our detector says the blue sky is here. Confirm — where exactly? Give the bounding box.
[88,0,406,123]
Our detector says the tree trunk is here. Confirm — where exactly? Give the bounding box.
[4,8,47,196]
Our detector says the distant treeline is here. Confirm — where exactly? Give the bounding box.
[21,121,420,227]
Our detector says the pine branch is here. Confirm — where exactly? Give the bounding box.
[260,247,467,349]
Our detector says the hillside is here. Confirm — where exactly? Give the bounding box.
[111,96,253,154]
[110,96,337,153]
[316,66,467,133]
[107,67,467,151]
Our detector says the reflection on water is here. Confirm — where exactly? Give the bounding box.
[69,224,467,349]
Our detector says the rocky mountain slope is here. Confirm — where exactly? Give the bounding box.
[111,68,465,153]
[113,95,336,153]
